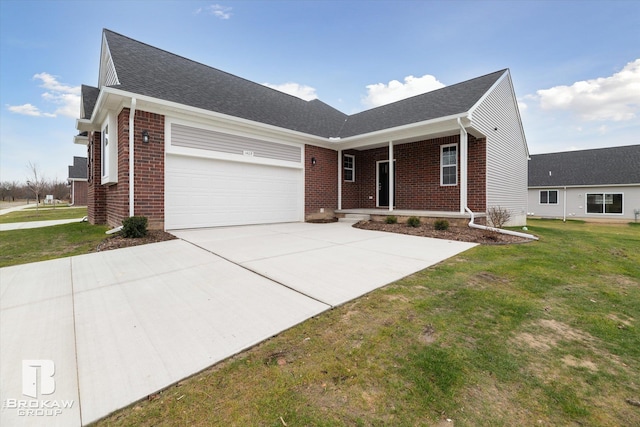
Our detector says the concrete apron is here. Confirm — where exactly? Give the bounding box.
[0,222,476,426]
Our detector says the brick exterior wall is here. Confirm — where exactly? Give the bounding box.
[71,181,88,206]
[87,130,106,224]
[132,110,165,229]
[86,108,165,229]
[305,145,337,219]
[341,135,487,212]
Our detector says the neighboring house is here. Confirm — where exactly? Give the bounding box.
[67,156,88,206]
[528,145,640,221]
[75,29,530,230]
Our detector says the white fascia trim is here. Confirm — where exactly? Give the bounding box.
[74,134,89,145]
[337,113,470,150]
[85,87,479,152]
[99,87,330,148]
[529,183,639,189]
[68,178,88,182]
[76,118,93,132]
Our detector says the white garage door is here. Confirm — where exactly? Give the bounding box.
[166,154,303,229]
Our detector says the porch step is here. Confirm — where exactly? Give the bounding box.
[339,213,371,223]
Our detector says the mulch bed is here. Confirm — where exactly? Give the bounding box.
[354,220,534,244]
[94,220,533,252]
[96,230,177,252]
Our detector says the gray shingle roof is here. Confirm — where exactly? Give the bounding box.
[68,156,87,179]
[81,85,100,119]
[340,70,505,138]
[101,29,505,138]
[528,145,640,187]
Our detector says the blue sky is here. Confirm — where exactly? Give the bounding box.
[1,0,639,183]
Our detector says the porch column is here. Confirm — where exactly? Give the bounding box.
[388,141,394,212]
[459,125,468,213]
[337,149,342,210]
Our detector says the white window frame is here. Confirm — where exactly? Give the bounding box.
[343,154,355,182]
[585,192,623,215]
[101,121,109,180]
[100,114,118,185]
[440,143,458,186]
[539,190,559,205]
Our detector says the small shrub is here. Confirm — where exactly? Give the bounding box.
[407,216,421,227]
[434,219,449,231]
[487,206,512,228]
[122,215,148,238]
[385,215,398,224]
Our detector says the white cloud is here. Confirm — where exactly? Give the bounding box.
[6,73,80,119]
[7,103,55,117]
[34,72,80,95]
[197,4,232,19]
[534,59,640,121]
[262,82,318,101]
[362,74,446,108]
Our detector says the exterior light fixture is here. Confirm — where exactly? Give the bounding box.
[311,157,317,166]
[142,130,150,143]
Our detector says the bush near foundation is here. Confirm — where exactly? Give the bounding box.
[407,216,421,227]
[122,216,148,238]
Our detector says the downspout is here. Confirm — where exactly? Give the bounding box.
[337,149,342,211]
[388,141,394,212]
[457,118,468,213]
[563,186,567,222]
[465,207,538,240]
[129,98,136,218]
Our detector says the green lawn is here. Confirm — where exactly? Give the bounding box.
[0,222,108,267]
[0,206,87,224]
[93,219,640,426]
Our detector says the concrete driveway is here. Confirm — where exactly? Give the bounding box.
[0,222,475,426]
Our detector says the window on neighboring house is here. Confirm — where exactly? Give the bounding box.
[344,154,355,182]
[101,123,109,178]
[441,144,457,186]
[586,193,623,214]
[539,190,558,204]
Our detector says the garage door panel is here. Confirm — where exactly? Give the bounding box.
[166,155,302,229]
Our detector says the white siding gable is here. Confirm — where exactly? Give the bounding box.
[470,71,529,226]
[98,36,119,88]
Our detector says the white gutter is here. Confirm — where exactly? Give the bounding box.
[457,117,468,214]
[465,207,538,241]
[129,98,136,217]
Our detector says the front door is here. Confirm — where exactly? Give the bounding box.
[377,161,396,207]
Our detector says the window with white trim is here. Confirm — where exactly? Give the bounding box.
[539,190,558,204]
[101,123,109,178]
[343,154,355,182]
[441,144,457,186]
[586,193,623,214]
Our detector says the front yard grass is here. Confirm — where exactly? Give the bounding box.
[0,206,87,224]
[96,219,640,426]
[0,222,108,267]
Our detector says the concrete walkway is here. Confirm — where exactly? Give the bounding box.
[0,218,85,231]
[0,222,476,426]
[0,204,32,215]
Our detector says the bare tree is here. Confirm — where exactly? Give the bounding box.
[487,206,512,228]
[26,162,46,211]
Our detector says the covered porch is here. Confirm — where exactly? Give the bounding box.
[335,208,486,226]
[333,116,488,220]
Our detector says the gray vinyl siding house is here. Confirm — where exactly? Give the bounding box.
[528,145,640,221]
